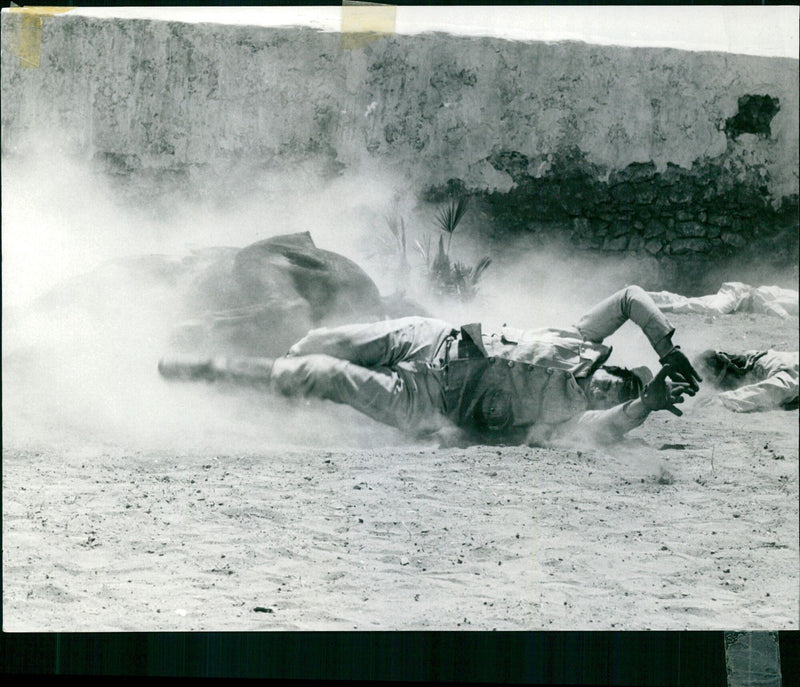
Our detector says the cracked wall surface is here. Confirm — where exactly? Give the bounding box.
[2,13,798,291]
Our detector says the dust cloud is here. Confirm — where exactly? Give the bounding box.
[2,140,416,453]
[2,136,716,454]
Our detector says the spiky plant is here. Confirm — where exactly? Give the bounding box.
[385,213,407,258]
[414,234,432,271]
[451,256,493,299]
[377,212,411,287]
[469,256,493,286]
[431,235,451,287]
[434,196,470,256]
[414,195,492,300]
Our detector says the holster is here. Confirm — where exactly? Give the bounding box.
[457,323,489,359]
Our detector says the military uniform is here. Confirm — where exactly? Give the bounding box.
[715,350,799,412]
[269,286,676,444]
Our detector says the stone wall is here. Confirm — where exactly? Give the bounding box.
[2,12,798,292]
[457,146,797,291]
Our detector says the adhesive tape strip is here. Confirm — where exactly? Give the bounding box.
[9,6,74,69]
[341,1,396,50]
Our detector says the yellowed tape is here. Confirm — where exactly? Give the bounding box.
[341,1,396,50]
[10,6,74,69]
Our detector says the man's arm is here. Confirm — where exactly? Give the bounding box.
[535,399,651,446]
[530,364,696,446]
[575,286,702,389]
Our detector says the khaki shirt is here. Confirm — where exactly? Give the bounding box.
[443,325,611,428]
[441,285,675,439]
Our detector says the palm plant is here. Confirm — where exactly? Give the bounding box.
[374,195,491,302]
[424,196,491,301]
[434,195,470,256]
[451,257,492,299]
[385,212,410,286]
[414,233,432,271]
[385,212,407,259]
[365,210,412,289]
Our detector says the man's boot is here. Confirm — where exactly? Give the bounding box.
[158,354,274,386]
[158,354,216,381]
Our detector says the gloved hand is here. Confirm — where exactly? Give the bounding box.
[641,364,697,416]
[659,346,702,391]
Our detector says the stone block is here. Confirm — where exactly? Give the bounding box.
[675,221,706,237]
[608,220,630,237]
[559,198,584,217]
[720,232,746,247]
[668,188,694,204]
[701,184,725,203]
[668,238,713,254]
[588,221,609,237]
[632,183,657,204]
[615,161,657,184]
[707,214,732,227]
[644,218,666,238]
[603,235,629,251]
[628,235,644,252]
[610,182,635,203]
[571,217,592,236]
[573,235,604,250]
[730,217,753,234]
[644,239,664,255]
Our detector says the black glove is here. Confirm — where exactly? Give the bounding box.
[659,346,702,391]
[641,364,697,416]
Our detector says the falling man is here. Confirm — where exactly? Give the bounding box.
[158,286,701,447]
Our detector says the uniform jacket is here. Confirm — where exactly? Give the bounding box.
[442,324,612,429]
[441,285,676,441]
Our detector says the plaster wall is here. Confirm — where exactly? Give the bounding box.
[2,13,797,290]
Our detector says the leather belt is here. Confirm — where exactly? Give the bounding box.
[437,331,460,365]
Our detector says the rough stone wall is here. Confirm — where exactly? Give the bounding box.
[463,148,797,290]
[2,13,798,291]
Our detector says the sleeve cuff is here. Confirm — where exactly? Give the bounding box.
[653,331,676,358]
[622,399,650,421]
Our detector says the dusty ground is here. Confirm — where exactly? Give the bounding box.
[2,310,798,632]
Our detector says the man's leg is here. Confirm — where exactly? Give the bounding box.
[158,351,444,432]
[159,317,455,382]
[158,355,274,384]
[287,316,455,368]
[271,353,444,432]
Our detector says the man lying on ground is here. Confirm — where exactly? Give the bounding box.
[694,348,799,412]
[648,282,798,320]
[158,286,701,447]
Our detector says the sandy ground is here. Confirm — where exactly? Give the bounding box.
[2,310,798,632]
